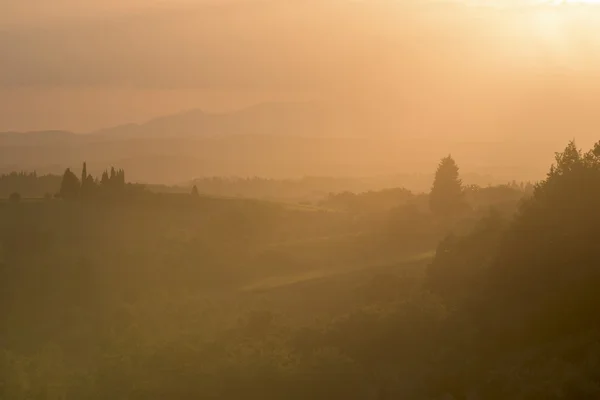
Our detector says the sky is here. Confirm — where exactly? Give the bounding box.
[2,0,600,138]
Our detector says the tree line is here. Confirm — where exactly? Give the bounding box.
[0,171,61,199]
[57,162,128,200]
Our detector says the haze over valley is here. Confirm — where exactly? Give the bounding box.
[3,1,600,399]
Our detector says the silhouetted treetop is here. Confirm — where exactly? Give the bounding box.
[429,140,600,345]
[53,163,134,200]
[429,155,467,218]
[59,168,80,200]
[100,170,109,186]
[81,162,87,186]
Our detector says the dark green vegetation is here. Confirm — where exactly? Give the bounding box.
[2,142,597,399]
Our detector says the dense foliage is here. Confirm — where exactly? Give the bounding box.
[427,140,600,396]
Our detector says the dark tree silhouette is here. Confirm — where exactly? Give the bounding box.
[81,162,87,187]
[80,162,95,196]
[480,140,600,340]
[0,171,61,198]
[117,169,125,189]
[58,168,80,199]
[101,171,109,186]
[429,155,467,218]
[428,141,600,345]
[191,185,200,197]
[95,166,126,193]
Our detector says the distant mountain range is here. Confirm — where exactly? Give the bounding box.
[0,102,357,183]
[90,102,331,140]
[0,102,330,144]
[0,102,560,184]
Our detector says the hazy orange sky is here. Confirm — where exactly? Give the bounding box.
[2,0,600,143]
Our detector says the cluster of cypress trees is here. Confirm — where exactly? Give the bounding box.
[58,162,127,200]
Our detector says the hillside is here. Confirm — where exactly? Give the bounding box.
[6,143,599,399]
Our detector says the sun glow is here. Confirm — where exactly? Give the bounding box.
[470,0,600,7]
[466,0,600,71]
[555,0,600,3]
[531,0,600,4]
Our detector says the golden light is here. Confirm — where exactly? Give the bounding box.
[466,0,600,71]
[473,0,600,6]
[560,0,600,3]
[529,0,600,4]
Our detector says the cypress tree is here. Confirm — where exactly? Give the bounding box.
[81,162,87,188]
[101,171,109,186]
[118,169,125,189]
